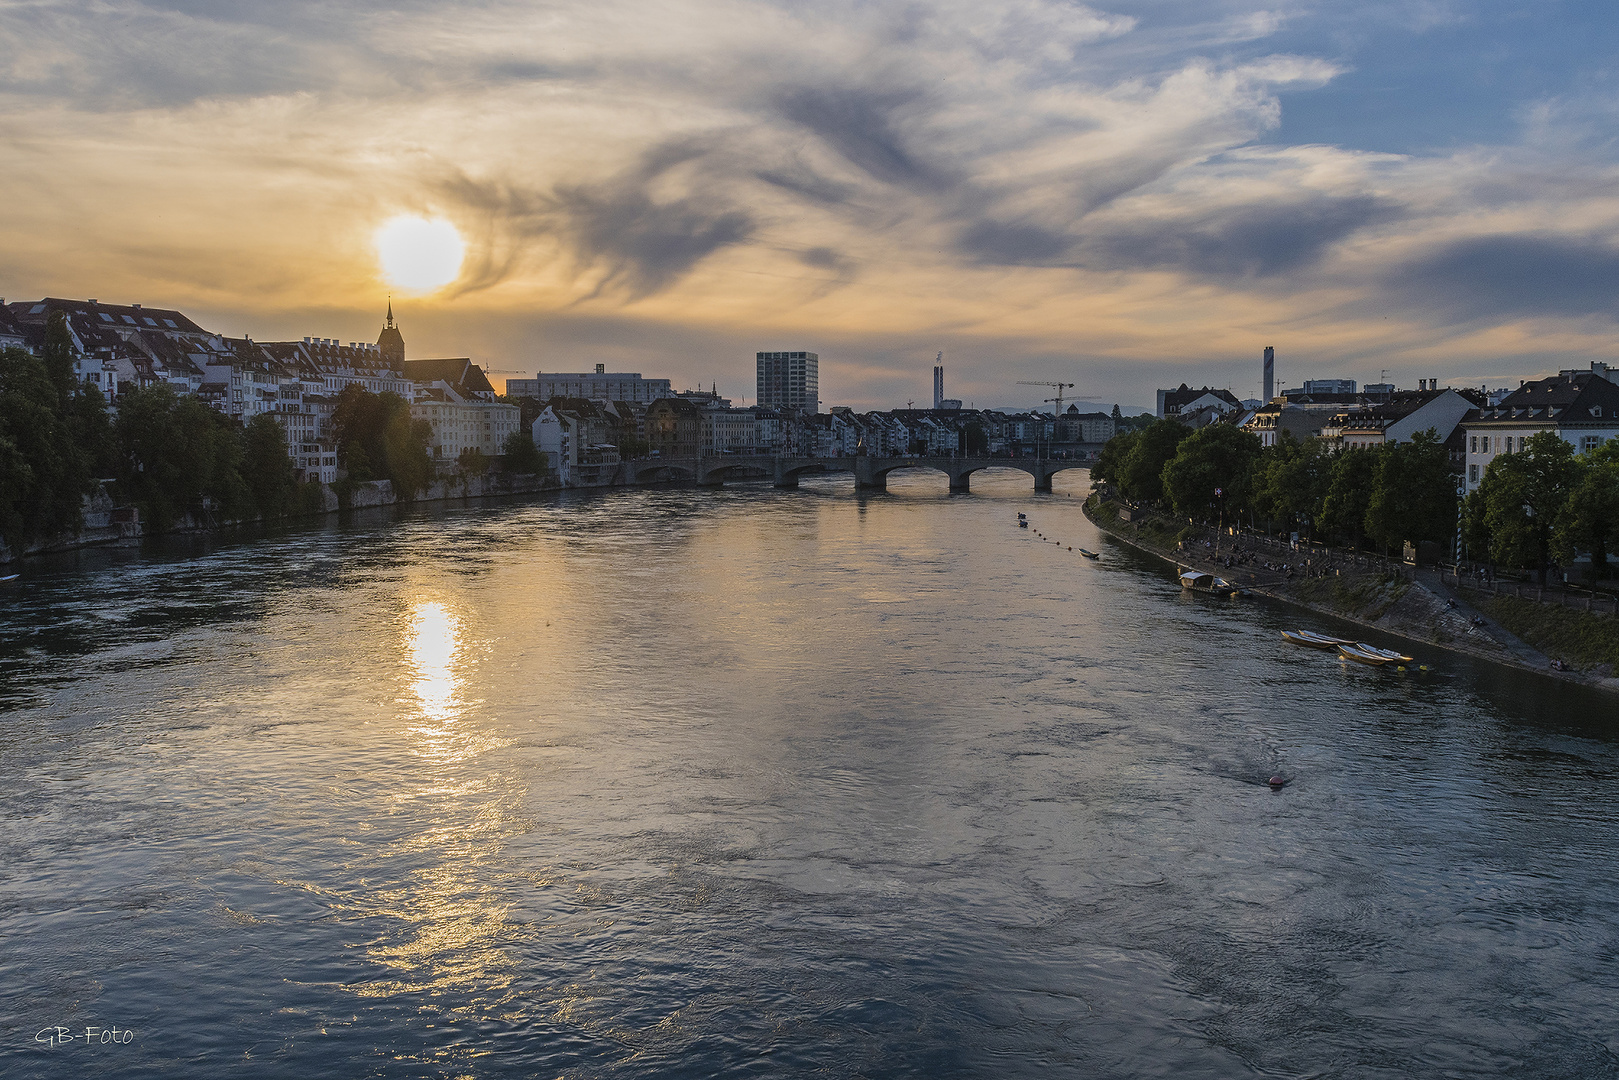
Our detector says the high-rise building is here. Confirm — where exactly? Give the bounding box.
[933,356,944,409]
[1263,346,1274,401]
[756,351,818,413]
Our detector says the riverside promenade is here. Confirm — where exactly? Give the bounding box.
[1080,493,1619,695]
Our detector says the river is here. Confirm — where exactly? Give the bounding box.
[2,468,1617,1078]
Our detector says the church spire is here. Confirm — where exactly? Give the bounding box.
[385,297,395,329]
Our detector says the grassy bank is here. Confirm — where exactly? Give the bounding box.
[1290,572,1410,622]
[1481,596,1619,675]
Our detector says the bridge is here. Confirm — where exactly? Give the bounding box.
[603,454,1093,493]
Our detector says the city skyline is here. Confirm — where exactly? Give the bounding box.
[4,1,1618,411]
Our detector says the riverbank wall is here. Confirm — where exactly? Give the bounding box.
[0,471,563,564]
[1082,494,1619,696]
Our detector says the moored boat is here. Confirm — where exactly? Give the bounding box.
[1337,643,1392,666]
[1078,548,1100,559]
[1179,569,1240,596]
[1281,629,1356,649]
[1354,643,1415,664]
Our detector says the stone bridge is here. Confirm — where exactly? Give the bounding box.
[616,455,1091,493]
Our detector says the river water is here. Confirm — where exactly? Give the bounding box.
[2,468,1618,1079]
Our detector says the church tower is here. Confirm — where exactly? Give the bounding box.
[377,299,405,366]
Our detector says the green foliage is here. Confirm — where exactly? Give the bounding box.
[1160,423,1262,522]
[1320,446,1379,549]
[1365,429,1455,553]
[962,421,988,455]
[501,430,546,474]
[1469,431,1580,583]
[113,383,249,530]
[0,346,96,552]
[1252,433,1332,535]
[242,414,300,518]
[1557,444,1619,576]
[1089,428,1138,488]
[1118,419,1189,503]
[42,311,77,408]
[332,385,434,498]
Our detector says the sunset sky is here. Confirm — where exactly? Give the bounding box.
[3,0,1617,411]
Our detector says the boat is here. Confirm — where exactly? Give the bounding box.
[1337,643,1393,666]
[1078,548,1100,560]
[1354,642,1415,664]
[1281,629,1356,650]
[1019,520,1028,529]
[0,574,18,583]
[1179,569,1238,596]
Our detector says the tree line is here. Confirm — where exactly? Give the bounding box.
[1092,418,1456,556]
[1,316,325,554]
[1094,418,1619,582]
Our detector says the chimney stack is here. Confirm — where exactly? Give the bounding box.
[1263,346,1274,401]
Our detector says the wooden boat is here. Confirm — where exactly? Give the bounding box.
[1338,643,1393,666]
[1354,643,1414,664]
[1078,548,1100,560]
[1281,629,1356,649]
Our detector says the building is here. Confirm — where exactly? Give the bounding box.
[645,397,704,458]
[377,302,404,366]
[1262,346,1274,402]
[1322,388,1480,452]
[1461,365,1619,491]
[506,364,672,404]
[1156,384,1242,421]
[756,350,818,413]
[1282,379,1357,396]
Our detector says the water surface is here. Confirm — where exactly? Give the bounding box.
[3,469,1617,1078]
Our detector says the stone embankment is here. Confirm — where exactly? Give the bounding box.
[1083,494,1619,696]
[1,471,561,563]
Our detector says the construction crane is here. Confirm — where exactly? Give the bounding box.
[1017,380,1076,413]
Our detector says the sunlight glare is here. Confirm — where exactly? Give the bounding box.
[375,216,465,292]
[408,600,462,721]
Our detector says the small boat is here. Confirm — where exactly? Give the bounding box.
[1019,520,1028,529]
[1078,548,1100,560]
[1281,629,1356,650]
[1337,643,1392,666]
[0,573,18,583]
[1354,642,1415,664]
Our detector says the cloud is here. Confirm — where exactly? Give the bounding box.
[1080,194,1398,276]
[1386,234,1619,321]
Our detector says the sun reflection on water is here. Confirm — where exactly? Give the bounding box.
[408,600,462,722]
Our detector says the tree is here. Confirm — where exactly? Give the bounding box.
[332,385,434,498]
[502,430,546,475]
[1090,429,1139,489]
[0,346,93,552]
[962,420,988,454]
[1110,404,1122,422]
[1364,429,1455,555]
[1119,419,1190,503]
[1251,432,1332,537]
[1471,431,1580,585]
[1557,441,1619,579]
[242,414,298,518]
[1320,446,1379,550]
[1160,423,1262,523]
[41,310,77,408]
[457,447,490,479]
[113,383,248,530]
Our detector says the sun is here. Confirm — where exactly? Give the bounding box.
[375,215,465,293]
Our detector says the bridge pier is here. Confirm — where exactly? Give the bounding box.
[853,457,887,491]
[1034,470,1053,493]
[948,469,971,494]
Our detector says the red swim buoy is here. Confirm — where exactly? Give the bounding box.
[1268,775,1286,788]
